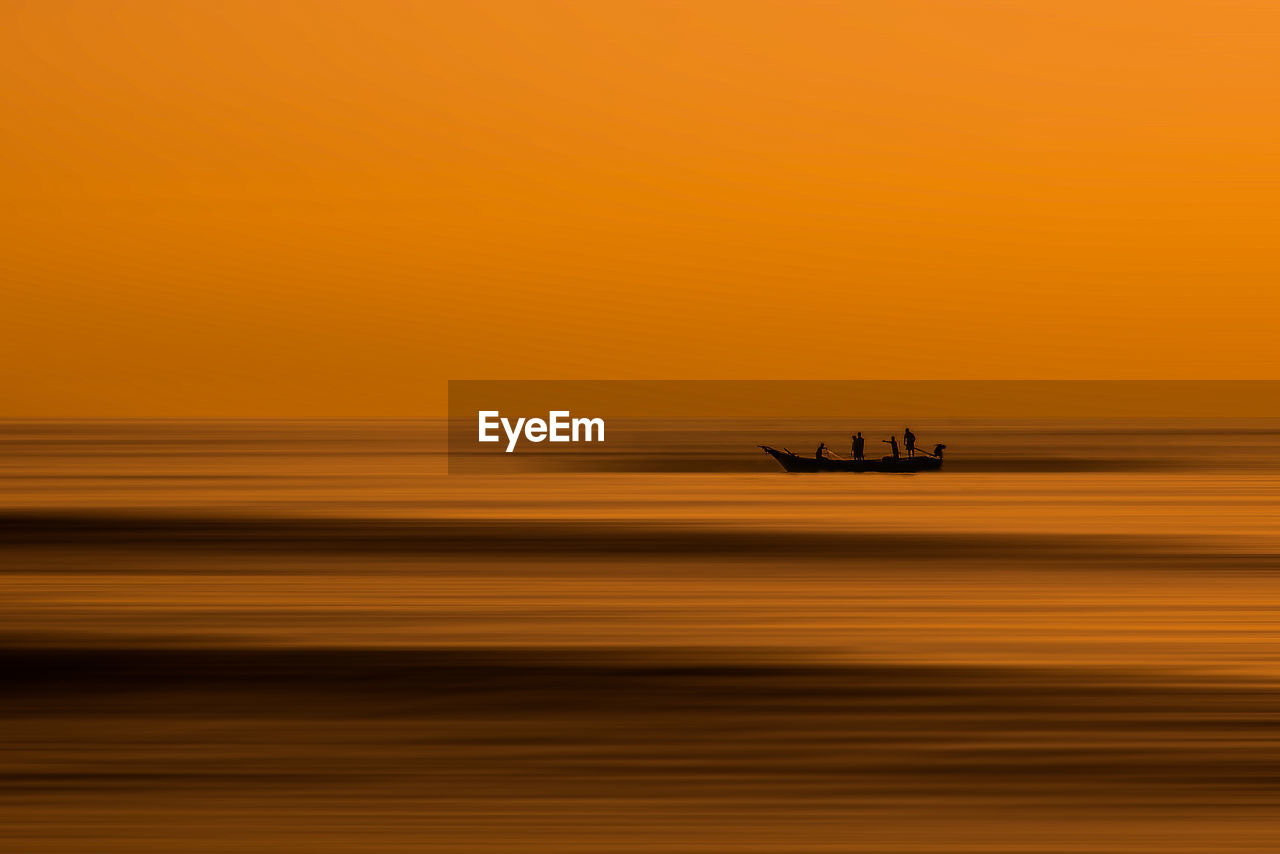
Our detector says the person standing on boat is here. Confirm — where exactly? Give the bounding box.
[815,442,827,460]
[904,427,916,458]
[851,432,864,461]
[884,435,899,460]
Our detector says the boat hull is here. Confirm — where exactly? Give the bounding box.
[760,446,942,473]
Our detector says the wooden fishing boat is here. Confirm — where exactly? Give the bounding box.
[760,445,943,473]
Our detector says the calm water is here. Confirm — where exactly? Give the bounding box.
[2,419,1279,852]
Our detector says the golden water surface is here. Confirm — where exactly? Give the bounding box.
[2,420,1278,852]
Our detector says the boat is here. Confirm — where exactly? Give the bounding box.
[760,445,943,473]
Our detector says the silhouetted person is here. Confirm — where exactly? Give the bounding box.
[932,443,946,459]
[851,432,864,461]
[884,435,899,460]
[904,427,916,458]
[815,442,826,459]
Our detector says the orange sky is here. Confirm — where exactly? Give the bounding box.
[3,1,1278,415]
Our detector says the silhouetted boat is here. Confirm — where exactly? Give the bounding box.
[760,446,943,473]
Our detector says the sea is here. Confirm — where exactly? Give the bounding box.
[2,418,1278,852]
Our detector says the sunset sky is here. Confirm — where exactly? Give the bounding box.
[3,1,1278,414]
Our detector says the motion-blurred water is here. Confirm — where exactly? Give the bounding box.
[3,419,1279,852]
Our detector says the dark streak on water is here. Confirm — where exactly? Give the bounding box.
[4,513,1280,576]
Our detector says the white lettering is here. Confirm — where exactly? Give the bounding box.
[572,417,605,442]
[478,411,500,443]
[480,411,605,453]
[549,411,571,442]
[501,416,526,453]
